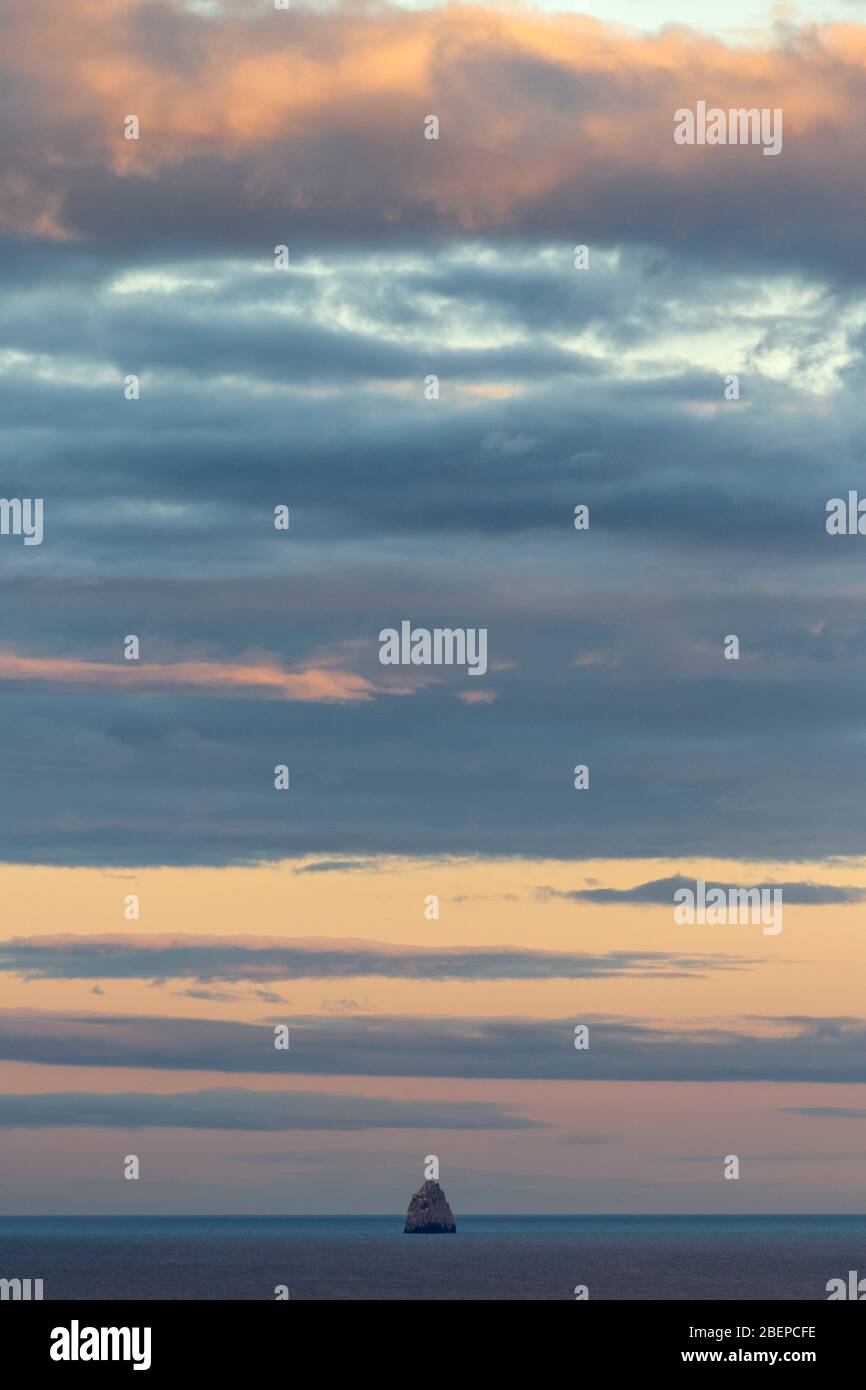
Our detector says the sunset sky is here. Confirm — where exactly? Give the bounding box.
[1,0,866,1215]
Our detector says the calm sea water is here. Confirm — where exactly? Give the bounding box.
[0,1215,861,1300]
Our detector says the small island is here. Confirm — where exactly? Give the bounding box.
[403,1178,457,1233]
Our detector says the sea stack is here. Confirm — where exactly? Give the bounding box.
[403,1179,456,1233]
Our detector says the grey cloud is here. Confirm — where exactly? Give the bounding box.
[0,647,865,863]
[554,1134,615,1146]
[0,935,756,982]
[294,860,375,875]
[320,998,364,1014]
[675,1150,866,1161]
[780,1107,866,1121]
[541,877,866,906]
[0,1086,540,1131]
[3,1010,866,1082]
[0,145,863,875]
[3,13,863,286]
[172,987,243,1002]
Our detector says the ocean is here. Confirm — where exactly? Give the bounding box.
[0,1215,862,1300]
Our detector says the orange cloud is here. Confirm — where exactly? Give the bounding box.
[0,648,379,702]
[3,2,866,246]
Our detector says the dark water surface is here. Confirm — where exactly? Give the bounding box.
[1,1215,863,1300]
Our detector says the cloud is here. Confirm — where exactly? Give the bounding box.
[540,876,866,906]
[172,986,243,1002]
[4,1010,866,1082]
[0,648,381,703]
[674,1149,866,1161]
[1,662,865,864]
[0,1086,540,1131]
[554,1133,614,1146]
[780,1107,866,1121]
[294,859,376,874]
[320,998,366,1014]
[0,934,756,982]
[1,16,866,868]
[3,3,866,283]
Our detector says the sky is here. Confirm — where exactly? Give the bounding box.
[1,0,866,1215]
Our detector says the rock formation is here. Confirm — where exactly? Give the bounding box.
[403,1178,457,1233]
